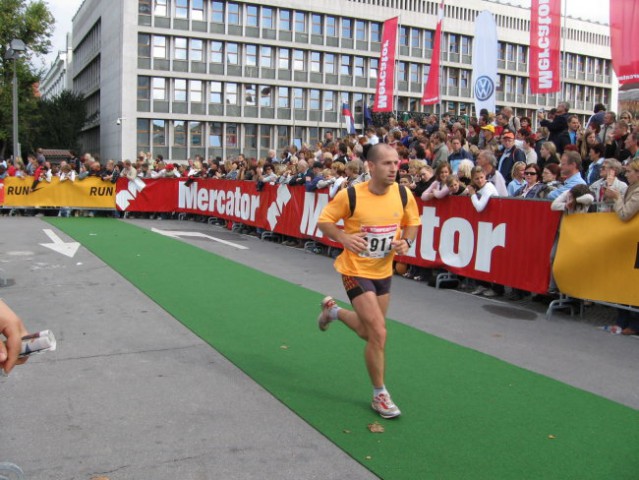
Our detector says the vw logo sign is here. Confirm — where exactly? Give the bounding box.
[474,76,494,101]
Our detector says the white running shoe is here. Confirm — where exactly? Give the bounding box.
[318,296,337,331]
[371,392,401,419]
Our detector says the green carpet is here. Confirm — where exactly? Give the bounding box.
[47,218,639,480]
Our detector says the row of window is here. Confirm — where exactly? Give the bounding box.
[138,34,611,79]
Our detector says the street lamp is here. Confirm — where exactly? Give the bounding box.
[4,39,26,160]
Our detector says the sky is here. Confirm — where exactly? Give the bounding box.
[41,0,610,68]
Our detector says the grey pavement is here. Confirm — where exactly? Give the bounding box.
[1,216,637,480]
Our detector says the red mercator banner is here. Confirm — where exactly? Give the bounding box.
[529,0,561,94]
[421,1,444,105]
[610,0,639,86]
[373,16,399,112]
[116,178,561,293]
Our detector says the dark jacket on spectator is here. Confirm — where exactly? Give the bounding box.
[540,114,569,153]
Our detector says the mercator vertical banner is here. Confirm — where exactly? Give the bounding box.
[373,16,398,112]
[530,0,561,94]
[421,1,445,105]
[610,0,639,86]
[472,11,497,115]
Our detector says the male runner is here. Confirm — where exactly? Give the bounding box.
[317,143,421,418]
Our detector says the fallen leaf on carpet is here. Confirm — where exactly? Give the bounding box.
[368,422,385,433]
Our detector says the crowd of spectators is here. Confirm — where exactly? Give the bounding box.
[1,101,638,331]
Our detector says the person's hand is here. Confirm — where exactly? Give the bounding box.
[466,185,476,196]
[606,170,615,187]
[392,238,411,255]
[340,232,368,254]
[0,300,29,374]
[603,187,620,201]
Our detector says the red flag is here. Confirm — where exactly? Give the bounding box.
[421,1,444,105]
[529,0,561,94]
[610,0,639,86]
[373,17,399,112]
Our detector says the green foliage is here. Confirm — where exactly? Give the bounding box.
[37,90,88,150]
[0,0,54,157]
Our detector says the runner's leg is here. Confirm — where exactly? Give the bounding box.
[351,291,388,388]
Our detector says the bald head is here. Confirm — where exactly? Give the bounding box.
[366,143,397,163]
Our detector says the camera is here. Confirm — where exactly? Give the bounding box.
[116,118,121,126]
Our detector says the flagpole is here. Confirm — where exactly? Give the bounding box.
[394,15,401,121]
[560,0,567,103]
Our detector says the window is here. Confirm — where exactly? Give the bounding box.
[371,22,381,42]
[506,43,514,62]
[461,70,470,89]
[411,28,420,48]
[323,90,335,111]
[355,56,365,77]
[311,52,321,73]
[192,0,204,21]
[139,0,152,15]
[153,120,166,146]
[517,45,526,64]
[138,76,150,100]
[278,48,290,69]
[424,30,433,50]
[260,125,271,150]
[190,80,203,102]
[293,50,305,71]
[356,20,366,41]
[277,126,289,149]
[326,16,336,36]
[369,58,378,78]
[137,119,150,148]
[462,36,471,56]
[312,14,322,35]
[293,88,304,109]
[174,121,186,146]
[226,124,238,148]
[449,34,459,54]
[342,18,352,38]
[247,5,258,27]
[259,85,272,107]
[278,87,289,108]
[212,1,224,22]
[210,81,222,103]
[398,62,407,82]
[262,7,274,29]
[154,0,167,16]
[153,36,167,58]
[245,124,257,150]
[138,34,151,58]
[260,46,273,68]
[410,63,419,83]
[246,45,257,66]
[174,79,187,101]
[340,55,351,75]
[324,53,336,74]
[228,2,240,25]
[176,0,188,19]
[280,10,291,31]
[152,77,166,100]
[175,37,188,60]
[399,26,408,47]
[211,41,223,63]
[245,84,256,105]
[209,122,222,147]
[295,12,306,33]
[226,43,238,64]
[190,121,203,146]
[226,83,238,104]
[448,68,458,87]
[190,39,203,62]
[310,89,321,110]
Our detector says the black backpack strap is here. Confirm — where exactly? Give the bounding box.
[347,186,356,217]
[398,183,408,209]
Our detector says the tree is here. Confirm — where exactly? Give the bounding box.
[0,0,54,159]
[37,90,88,150]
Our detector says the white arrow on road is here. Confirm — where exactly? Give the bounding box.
[151,228,249,250]
[40,229,81,258]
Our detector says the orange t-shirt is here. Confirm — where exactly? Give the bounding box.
[318,182,421,279]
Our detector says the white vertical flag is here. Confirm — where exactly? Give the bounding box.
[472,11,498,115]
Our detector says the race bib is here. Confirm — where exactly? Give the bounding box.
[359,224,398,258]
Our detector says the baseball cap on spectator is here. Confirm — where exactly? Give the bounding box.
[481,125,495,133]
[502,131,515,139]
[312,161,323,169]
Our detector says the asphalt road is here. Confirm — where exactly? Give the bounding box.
[1,216,637,480]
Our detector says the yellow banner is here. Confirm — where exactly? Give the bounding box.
[554,212,639,305]
[3,176,116,209]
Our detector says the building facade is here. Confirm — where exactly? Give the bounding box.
[69,0,615,162]
[39,34,73,100]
